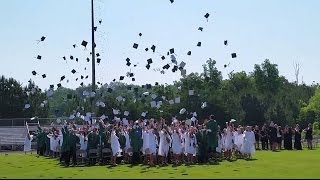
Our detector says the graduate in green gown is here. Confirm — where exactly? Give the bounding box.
[196,125,208,163]
[129,121,142,164]
[205,115,218,160]
[61,124,71,166]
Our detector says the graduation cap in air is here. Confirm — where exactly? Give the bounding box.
[145,48,149,51]
[189,90,194,96]
[76,78,78,81]
[172,65,178,72]
[73,44,76,48]
[129,73,134,77]
[113,79,116,82]
[187,51,191,56]
[171,55,177,64]
[224,40,228,46]
[198,27,203,31]
[70,55,74,60]
[204,13,210,21]
[163,64,170,69]
[224,64,228,68]
[133,43,139,49]
[179,61,186,68]
[86,57,90,62]
[57,83,62,88]
[132,78,135,81]
[24,103,31,109]
[50,84,54,89]
[170,0,174,3]
[93,26,97,31]
[85,75,89,79]
[180,108,186,114]
[40,36,46,42]
[63,56,66,60]
[99,19,102,24]
[96,53,100,57]
[32,71,37,76]
[107,88,113,93]
[81,75,84,79]
[71,69,76,74]
[126,62,131,66]
[80,82,84,86]
[146,64,151,70]
[37,55,42,60]
[42,74,46,78]
[147,58,153,64]
[139,33,142,37]
[97,58,101,64]
[151,45,156,53]
[60,75,65,81]
[161,56,165,60]
[120,76,125,80]
[155,82,159,86]
[81,40,88,48]
[231,53,237,58]
[197,42,202,47]
[75,58,79,62]
[169,48,175,54]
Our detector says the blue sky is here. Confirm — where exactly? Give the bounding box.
[1,0,320,90]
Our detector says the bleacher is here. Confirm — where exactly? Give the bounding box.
[0,126,26,150]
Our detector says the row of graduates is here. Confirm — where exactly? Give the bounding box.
[33,115,257,166]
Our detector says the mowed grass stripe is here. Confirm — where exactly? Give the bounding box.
[1,149,320,179]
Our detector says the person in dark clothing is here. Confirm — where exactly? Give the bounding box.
[283,125,293,150]
[276,125,283,150]
[61,124,71,166]
[69,129,80,166]
[294,124,302,150]
[269,122,277,151]
[260,125,269,150]
[253,125,261,150]
[304,123,313,150]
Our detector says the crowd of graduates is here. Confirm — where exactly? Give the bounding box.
[24,115,314,167]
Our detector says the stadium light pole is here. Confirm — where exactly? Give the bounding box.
[91,0,96,124]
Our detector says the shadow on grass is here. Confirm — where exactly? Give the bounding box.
[244,158,258,161]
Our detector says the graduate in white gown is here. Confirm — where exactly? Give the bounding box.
[141,127,150,164]
[47,131,60,157]
[171,127,183,165]
[148,127,158,166]
[224,122,234,159]
[235,127,244,157]
[241,126,256,159]
[123,127,132,163]
[158,128,171,165]
[24,124,33,154]
[111,128,122,165]
[184,127,197,164]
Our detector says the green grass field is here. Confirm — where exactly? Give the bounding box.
[1,149,319,179]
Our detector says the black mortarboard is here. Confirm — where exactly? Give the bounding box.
[97,58,101,63]
[169,48,174,54]
[204,13,210,19]
[60,76,65,81]
[85,75,88,79]
[170,0,174,3]
[145,48,149,51]
[172,65,178,72]
[63,56,66,60]
[97,81,101,85]
[134,64,137,67]
[224,40,228,46]
[224,64,227,68]
[147,58,153,64]
[113,79,116,82]
[80,82,83,86]
[146,64,150,69]
[50,85,54,89]
[57,83,62,88]
[133,43,138,49]
[76,58,79,62]
[129,73,134,77]
[197,42,201,47]
[76,78,78,81]
[120,76,124,80]
[42,74,46,78]
[155,82,159,86]
[198,27,203,31]
[167,52,169,56]
[139,33,142,36]
[96,53,100,57]
[37,55,41,60]
[126,62,131,66]
[71,69,76,74]
[163,64,170,69]
[81,75,84,79]
[99,19,102,24]
[40,36,46,41]
[107,88,113,93]
[161,56,165,60]
[93,26,97,31]
[126,58,130,62]
[187,51,191,55]
[142,85,145,88]
[132,78,135,81]
[70,55,74,60]
[73,44,76,48]
[231,53,237,58]
[151,45,156,53]
[32,71,37,76]
[81,40,88,48]
[86,57,90,62]
[146,84,152,89]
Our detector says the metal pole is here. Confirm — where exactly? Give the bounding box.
[91,0,96,124]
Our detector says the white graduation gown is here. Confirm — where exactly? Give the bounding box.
[224,128,234,150]
[216,134,223,153]
[124,131,131,153]
[24,135,33,152]
[241,131,256,154]
[142,130,150,154]
[111,130,122,156]
[79,134,88,151]
[158,131,171,156]
[171,131,183,154]
[148,130,158,155]
[185,133,197,155]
